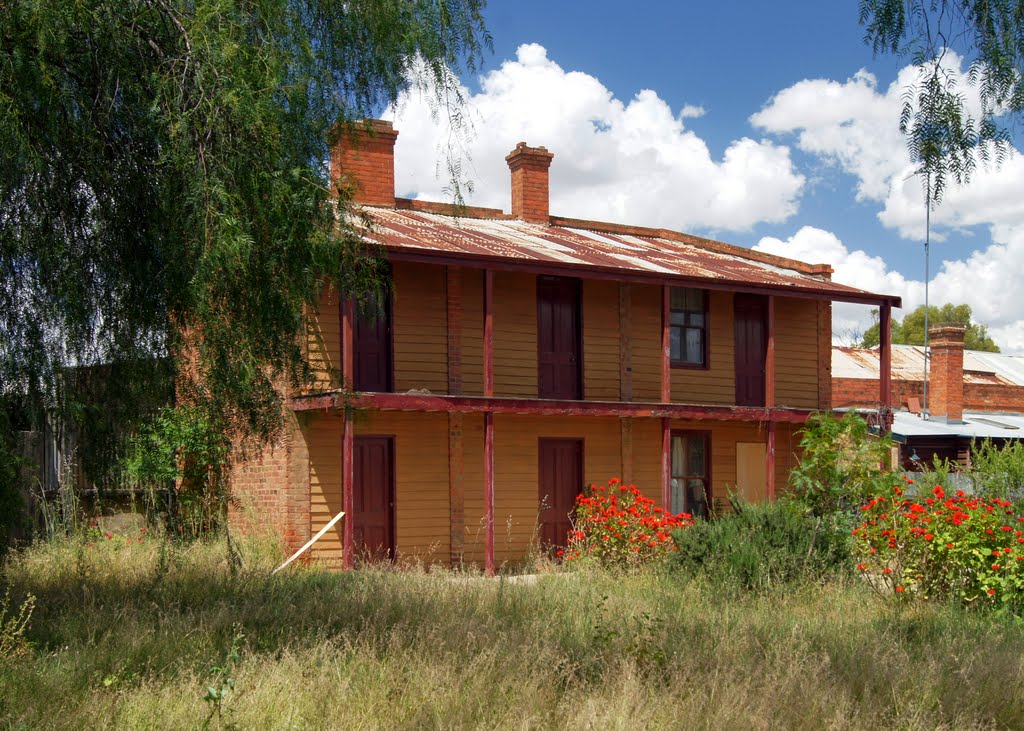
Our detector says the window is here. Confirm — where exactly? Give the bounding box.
[670,287,707,367]
[671,432,710,518]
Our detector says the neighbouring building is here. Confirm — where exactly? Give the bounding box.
[833,325,1024,468]
[231,119,900,572]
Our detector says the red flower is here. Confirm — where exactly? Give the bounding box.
[896,586,905,593]
[988,589,996,596]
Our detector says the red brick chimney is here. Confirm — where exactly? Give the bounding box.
[929,323,966,422]
[506,142,554,223]
[330,119,399,207]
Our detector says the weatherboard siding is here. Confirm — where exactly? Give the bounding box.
[774,297,820,409]
[392,261,448,394]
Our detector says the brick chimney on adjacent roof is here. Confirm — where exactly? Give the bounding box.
[929,323,966,422]
[506,142,554,223]
[330,119,399,207]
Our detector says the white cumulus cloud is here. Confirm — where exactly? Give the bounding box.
[751,53,1024,242]
[386,43,804,232]
[755,226,1024,354]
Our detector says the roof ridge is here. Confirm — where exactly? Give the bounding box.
[549,215,833,277]
[380,199,834,278]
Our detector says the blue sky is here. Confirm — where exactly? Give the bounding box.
[385,2,1024,352]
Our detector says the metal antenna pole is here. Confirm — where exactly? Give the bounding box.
[922,173,930,420]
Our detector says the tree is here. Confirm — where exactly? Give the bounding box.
[859,1,1023,203]
[0,1,489,525]
[859,303,1000,351]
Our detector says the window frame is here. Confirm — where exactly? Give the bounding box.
[670,429,712,519]
[669,287,709,370]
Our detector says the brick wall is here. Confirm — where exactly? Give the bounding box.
[230,408,310,555]
[506,143,553,223]
[929,324,966,421]
[329,120,398,207]
[833,377,1024,414]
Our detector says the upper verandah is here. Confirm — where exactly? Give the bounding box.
[330,119,901,309]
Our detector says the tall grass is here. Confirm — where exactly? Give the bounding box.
[2,536,1024,729]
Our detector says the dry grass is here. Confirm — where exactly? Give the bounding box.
[2,535,1024,729]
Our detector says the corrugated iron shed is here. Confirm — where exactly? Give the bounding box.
[891,411,1024,439]
[834,345,1024,386]
[357,206,899,306]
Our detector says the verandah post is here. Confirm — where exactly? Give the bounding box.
[483,268,495,576]
[341,296,355,569]
[766,295,776,501]
[880,302,893,429]
[661,284,671,511]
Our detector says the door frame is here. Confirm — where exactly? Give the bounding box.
[349,288,395,393]
[536,275,584,400]
[537,436,585,551]
[352,434,396,562]
[733,293,767,407]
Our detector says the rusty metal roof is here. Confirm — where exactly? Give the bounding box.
[834,345,1024,386]
[356,205,900,306]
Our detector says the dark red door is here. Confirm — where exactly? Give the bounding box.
[353,436,395,562]
[538,438,583,550]
[734,294,767,407]
[354,293,392,392]
[537,276,581,399]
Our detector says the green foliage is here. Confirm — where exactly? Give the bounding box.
[789,411,896,517]
[970,439,1024,503]
[860,303,1000,351]
[203,625,244,730]
[854,483,1024,610]
[0,0,489,518]
[859,0,1022,202]
[670,497,852,592]
[121,405,231,536]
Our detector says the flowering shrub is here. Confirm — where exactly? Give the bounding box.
[853,478,1024,608]
[564,478,694,567]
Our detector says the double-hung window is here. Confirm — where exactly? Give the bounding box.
[671,432,710,518]
[670,287,707,367]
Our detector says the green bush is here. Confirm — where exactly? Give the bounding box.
[670,497,852,591]
[971,439,1024,504]
[789,411,895,516]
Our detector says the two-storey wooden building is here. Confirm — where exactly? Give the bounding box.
[232,120,901,572]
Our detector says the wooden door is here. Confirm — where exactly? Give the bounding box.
[353,436,395,562]
[538,438,583,550]
[736,442,767,503]
[537,276,582,400]
[354,294,393,393]
[734,294,767,407]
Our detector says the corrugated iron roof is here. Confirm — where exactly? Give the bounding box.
[357,206,899,305]
[834,345,1024,386]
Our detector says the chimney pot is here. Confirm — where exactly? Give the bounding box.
[506,142,554,223]
[330,119,399,207]
[928,323,966,422]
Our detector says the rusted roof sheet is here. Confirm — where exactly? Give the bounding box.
[357,207,898,305]
[834,345,1024,385]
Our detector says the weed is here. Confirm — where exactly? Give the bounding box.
[0,588,35,664]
